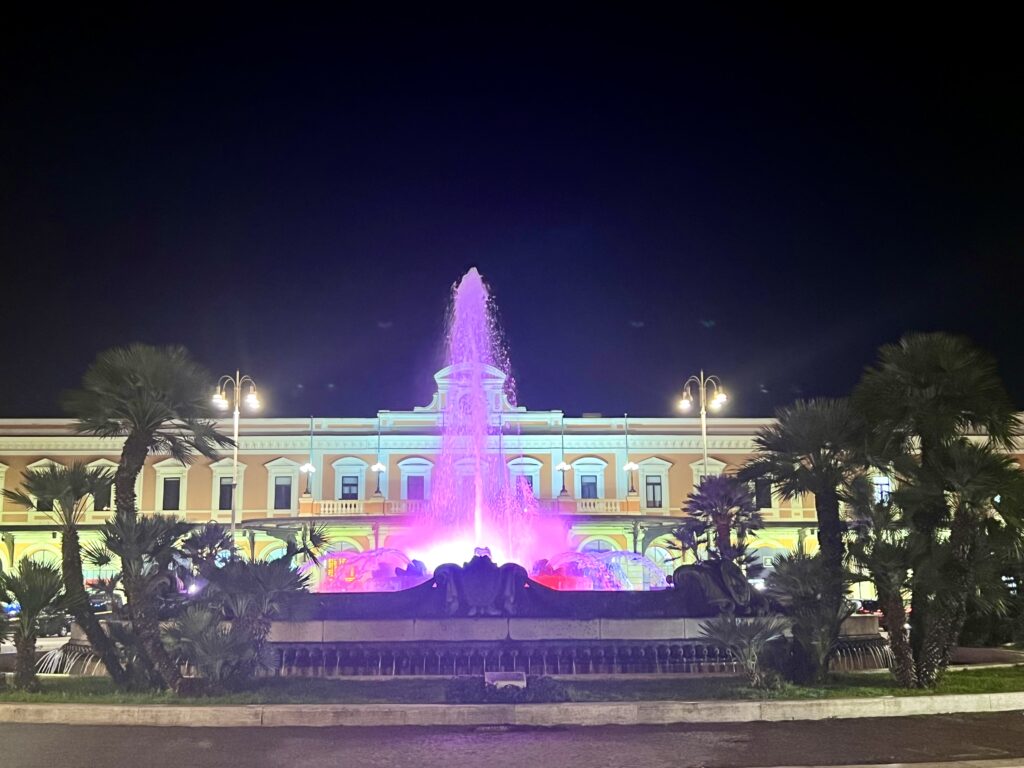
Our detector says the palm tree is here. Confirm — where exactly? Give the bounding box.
[740,398,864,611]
[0,559,65,690]
[855,333,1019,457]
[63,344,232,521]
[767,553,854,684]
[1,462,128,687]
[163,605,254,691]
[853,333,1022,686]
[847,478,914,687]
[682,475,762,563]
[700,613,790,689]
[88,513,193,690]
[63,344,231,691]
[914,440,1023,684]
[207,558,309,671]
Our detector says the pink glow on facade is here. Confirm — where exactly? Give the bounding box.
[307,269,668,593]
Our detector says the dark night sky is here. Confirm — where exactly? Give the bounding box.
[2,8,1022,418]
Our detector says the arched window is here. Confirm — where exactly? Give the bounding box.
[397,458,433,501]
[571,457,608,499]
[332,458,370,501]
[579,536,616,553]
[508,457,542,498]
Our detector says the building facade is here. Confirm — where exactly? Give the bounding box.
[0,367,819,584]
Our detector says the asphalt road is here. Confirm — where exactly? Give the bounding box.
[4,712,1024,768]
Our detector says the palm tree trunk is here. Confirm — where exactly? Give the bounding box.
[715,519,733,560]
[130,601,183,691]
[115,433,149,520]
[60,527,129,687]
[113,432,184,688]
[13,633,37,690]
[879,592,914,687]
[925,511,975,683]
[814,488,846,610]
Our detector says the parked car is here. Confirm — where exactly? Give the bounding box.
[1,603,70,636]
[36,608,72,637]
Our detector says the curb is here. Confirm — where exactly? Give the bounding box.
[1,691,1024,728]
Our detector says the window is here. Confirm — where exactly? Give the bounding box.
[689,457,727,488]
[340,475,359,500]
[209,458,244,513]
[580,474,598,499]
[162,477,181,511]
[407,475,425,501]
[645,475,663,508]
[37,496,54,512]
[218,477,234,511]
[872,476,892,504]
[93,483,112,512]
[264,458,300,512]
[273,476,292,510]
[581,538,614,553]
[398,457,432,501]
[507,457,542,497]
[754,478,773,510]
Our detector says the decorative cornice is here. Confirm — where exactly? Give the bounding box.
[0,433,759,456]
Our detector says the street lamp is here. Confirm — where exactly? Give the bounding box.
[213,370,260,538]
[371,415,386,496]
[300,415,316,497]
[623,413,639,495]
[678,370,727,482]
[556,413,571,497]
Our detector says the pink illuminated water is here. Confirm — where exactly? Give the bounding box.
[410,267,555,566]
[308,268,669,593]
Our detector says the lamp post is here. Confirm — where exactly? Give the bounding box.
[556,413,571,497]
[300,415,316,497]
[677,370,727,482]
[371,415,386,497]
[213,370,260,538]
[623,412,639,495]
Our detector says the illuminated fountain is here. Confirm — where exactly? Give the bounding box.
[266,269,884,674]
[308,268,666,593]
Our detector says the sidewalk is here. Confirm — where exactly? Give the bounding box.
[2,689,1024,727]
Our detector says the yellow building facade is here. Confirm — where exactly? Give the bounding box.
[0,368,818,583]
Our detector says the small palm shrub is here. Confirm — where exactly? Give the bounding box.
[0,559,66,691]
[767,553,854,684]
[699,614,790,689]
[163,606,255,692]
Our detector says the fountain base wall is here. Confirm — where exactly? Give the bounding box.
[265,616,885,677]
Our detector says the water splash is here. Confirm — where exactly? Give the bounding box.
[532,551,672,591]
[415,267,559,566]
[307,269,674,593]
[299,549,431,593]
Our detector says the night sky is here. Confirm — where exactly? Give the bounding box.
[2,9,1022,419]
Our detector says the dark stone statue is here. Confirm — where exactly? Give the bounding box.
[434,549,530,616]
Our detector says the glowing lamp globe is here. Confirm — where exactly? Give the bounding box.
[371,461,386,473]
[245,391,261,410]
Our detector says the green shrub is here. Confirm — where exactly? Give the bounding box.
[699,614,790,689]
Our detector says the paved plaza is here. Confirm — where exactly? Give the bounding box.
[5,711,1024,768]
